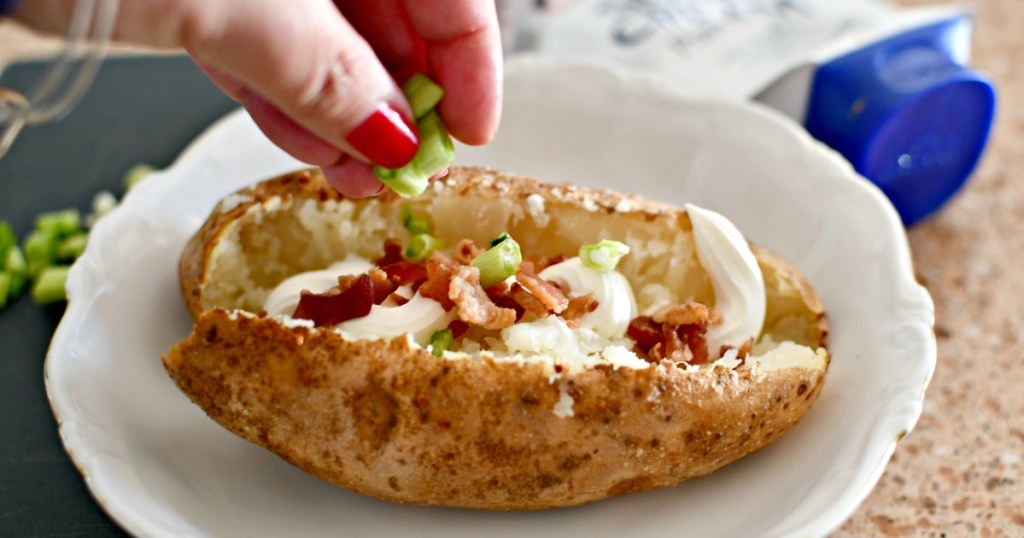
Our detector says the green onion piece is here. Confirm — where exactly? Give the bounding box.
[23,229,58,277]
[0,221,15,263]
[374,110,455,198]
[0,272,10,308]
[123,164,155,192]
[31,265,70,305]
[57,233,88,261]
[5,246,28,296]
[429,328,454,357]
[402,73,446,120]
[472,233,522,287]
[35,209,82,238]
[579,240,630,272]
[401,205,431,235]
[405,234,444,262]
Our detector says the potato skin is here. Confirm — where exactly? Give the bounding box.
[164,310,826,509]
[166,167,829,509]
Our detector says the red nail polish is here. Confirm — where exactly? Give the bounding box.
[345,104,419,169]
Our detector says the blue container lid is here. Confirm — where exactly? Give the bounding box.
[804,16,996,226]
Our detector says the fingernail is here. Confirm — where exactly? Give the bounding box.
[345,104,419,169]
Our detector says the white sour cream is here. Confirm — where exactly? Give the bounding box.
[685,203,766,358]
[538,257,637,339]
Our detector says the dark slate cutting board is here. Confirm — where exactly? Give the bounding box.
[0,54,237,537]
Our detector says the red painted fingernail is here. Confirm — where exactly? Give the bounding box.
[345,104,419,169]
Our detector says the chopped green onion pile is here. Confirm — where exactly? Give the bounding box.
[0,163,153,311]
[429,328,454,357]
[472,233,522,287]
[579,240,631,272]
[374,74,455,198]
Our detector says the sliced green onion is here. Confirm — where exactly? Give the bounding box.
[35,209,82,238]
[374,110,455,198]
[429,328,454,357]
[57,233,88,261]
[23,229,58,277]
[472,233,522,287]
[0,221,15,262]
[31,265,70,305]
[5,246,28,297]
[0,272,10,308]
[123,164,155,192]
[401,205,431,235]
[405,234,444,262]
[579,240,630,272]
[402,73,446,120]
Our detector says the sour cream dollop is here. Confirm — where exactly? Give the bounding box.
[263,256,451,343]
[685,203,766,358]
[538,257,637,339]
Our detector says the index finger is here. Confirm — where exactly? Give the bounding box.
[401,0,503,145]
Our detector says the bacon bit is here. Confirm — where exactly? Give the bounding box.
[627,308,710,365]
[508,282,548,317]
[293,273,374,327]
[419,253,458,310]
[448,319,469,339]
[679,323,710,365]
[562,293,598,322]
[448,265,517,330]
[652,302,710,326]
[485,281,527,320]
[376,239,404,267]
[515,261,569,314]
[662,323,688,361]
[453,239,482,264]
[382,260,428,287]
[627,316,662,349]
[368,268,396,305]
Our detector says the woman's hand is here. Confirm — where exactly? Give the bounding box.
[13,0,503,197]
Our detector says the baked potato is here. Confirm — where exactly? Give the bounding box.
[164,166,829,510]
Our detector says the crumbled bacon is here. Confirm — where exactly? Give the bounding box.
[448,265,517,330]
[293,274,375,327]
[418,253,458,310]
[484,281,528,320]
[453,239,482,264]
[448,319,469,339]
[368,268,396,305]
[627,302,711,365]
[508,282,548,318]
[515,261,569,314]
[652,302,710,326]
[562,293,598,328]
[381,260,428,288]
[376,239,404,267]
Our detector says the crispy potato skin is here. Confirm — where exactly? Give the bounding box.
[167,167,829,509]
[165,310,826,509]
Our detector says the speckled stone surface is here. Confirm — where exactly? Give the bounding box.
[834,0,1024,536]
[2,0,1023,535]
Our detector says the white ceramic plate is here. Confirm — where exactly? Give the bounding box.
[46,60,935,538]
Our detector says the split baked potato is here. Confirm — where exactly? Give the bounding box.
[164,167,828,509]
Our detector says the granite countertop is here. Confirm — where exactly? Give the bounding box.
[2,0,1022,535]
[835,0,1024,535]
